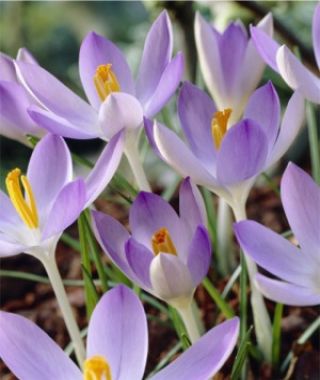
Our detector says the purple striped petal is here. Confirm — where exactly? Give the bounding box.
[79,32,135,109]
[0,312,81,380]
[256,274,320,306]
[42,179,86,240]
[87,285,148,380]
[313,4,320,68]
[151,317,239,380]
[136,10,172,104]
[281,163,320,262]
[216,119,268,185]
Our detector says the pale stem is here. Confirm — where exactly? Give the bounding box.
[125,142,151,192]
[217,198,234,275]
[232,202,272,362]
[42,255,86,366]
[175,301,201,344]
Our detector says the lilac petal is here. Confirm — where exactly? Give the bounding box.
[250,25,280,72]
[129,191,186,253]
[136,10,172,104]
[281,163,320,262]
[125,237,153,289]
[91,211,132,276]
[0,191,21,226]
[179,177,207,232]
[151,317,239,380]
[42,179,86,240]
[268,91,305,167]
[144,117,163,158]
[194,13,226,107]
[79,31,135,109]
[244,81,280,147]
[178,82,217,167]
[256,274,320,306]
[98,93,143,140]
[16,48,38,64]
[187,225,211,286]
[276,45,320,104]
[16,61,97,125]
[216,119,268,185]
[0,311,81,380]
[313,4,320,68]
[219,22,248,94]
[0,234,25,257]
[0,53,16,81]
[85,130,124,207]
[27,134,73,216]
[150,253,194,301]
[234,220,316,287]
[143,52,184,118]
[28,105,100,139]
[151,121,220,189]
[87,285,148,380]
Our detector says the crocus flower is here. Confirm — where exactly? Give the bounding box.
[195,12,273,123]
[0,49,44,144]
[0,285,240,380]
[234,163,320,306]
[145,81,305,212]
[251,4,320,104]
[92,177,211,342]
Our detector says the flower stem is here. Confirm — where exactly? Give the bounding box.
[42,255,85,367]
[217,198,234,275]
[175,302,200,344]
[232,202,272,362]
[125,141,151,192]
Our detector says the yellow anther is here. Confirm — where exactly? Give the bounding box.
[83,355,112,380]
[94,64,120,101]
[5,168,39,229]
[211,108,232,149]
[152,227,177,256]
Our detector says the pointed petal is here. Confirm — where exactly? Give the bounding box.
[276,45,320,104]
[0,311,82,380]
[0,53,16,81]
[136,10,173,104]
[125,237,153,288]
[98,93,143,139]
[281,163,320,262]
[79,31,135,109]
[87,285,148,380]
[150,253,194,301]
[187,225,211,286]
[178,82,217,166]
[234,220,316,288]
[15,61,97,124]
[313,4,320,68]
[42,179,86,240]
[151,318,239,380]
[216,119,268,185]
[268,91,305,167]
[16,48,38,64]
[244,81,280,146]
[256,274,320,306]
[250,25,280,72]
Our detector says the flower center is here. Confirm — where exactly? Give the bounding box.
[83,355,112,380]
[151,227,177,256]
[94,64,120,101]
[211,108,232,149]
[5,168,39,229]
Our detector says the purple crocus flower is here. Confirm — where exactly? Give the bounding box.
[0,49,45,144]
[0,285,240,380]
[145,81,304,212]
[195,12,273,123]
[0,132,123,259]
[234,163,320,306]
[251,4,320,104]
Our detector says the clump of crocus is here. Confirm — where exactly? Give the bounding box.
[251,3,320,104]
[195,11,273,123]
[92,177,211,343]
[0,285,240,380]
[235,163,320,306]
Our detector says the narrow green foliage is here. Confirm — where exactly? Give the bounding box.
[272,303,284,368]
[306,102,320,185]
[61,233,81,251]
[168,306,191,350]
[239,251,248,380]
[81,265,99,317]
[261,172,280,196]
[200,188,218,261]
[231,326,253,380]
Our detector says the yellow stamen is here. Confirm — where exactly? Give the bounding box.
[211,108,232,149]
[94,64,120,101]
[152,227,177,256]
[5,168,39,229]
[83,355,112,380]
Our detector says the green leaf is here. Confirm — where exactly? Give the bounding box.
[231,326,253,380]
[272,303,284,368]
[168,306,191,350]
